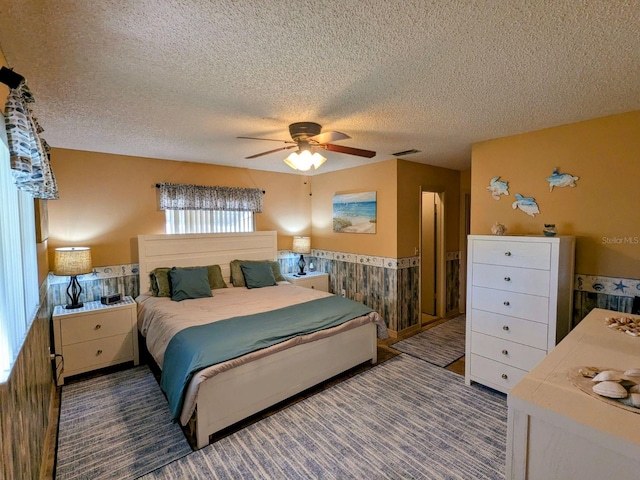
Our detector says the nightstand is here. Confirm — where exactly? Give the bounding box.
[52,296,139,385]
[283,271,329,292]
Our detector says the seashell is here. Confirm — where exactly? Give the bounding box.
[579,366,601,378]
[621,393,640,408]
[593,381,628,399]
[592,370,624,382]
[629,384,640,394]
[624,368,640,377]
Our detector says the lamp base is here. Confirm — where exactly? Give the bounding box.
[65,302,84,310]
[297,254,307,275]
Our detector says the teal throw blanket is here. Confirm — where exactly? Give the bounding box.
[161,295,374,420]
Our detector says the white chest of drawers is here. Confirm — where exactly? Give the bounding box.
[465,235,575,393]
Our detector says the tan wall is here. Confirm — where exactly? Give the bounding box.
[470,110,640,278]
[47,149,312,266]
[310,159,398,257]
[396,159,461,257]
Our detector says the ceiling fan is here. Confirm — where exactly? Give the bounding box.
[238,122,376,171]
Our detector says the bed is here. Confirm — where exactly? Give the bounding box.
[136,231,387,449]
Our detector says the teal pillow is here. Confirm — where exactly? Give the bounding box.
[230,259,284,287]
[150,268,171,297]
[240,262,277,289]
[206,265,227,290]
[168,266,213,301]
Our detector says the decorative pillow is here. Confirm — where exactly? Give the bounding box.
[230,259,285,287]
[206,264,227,290]
[168,266,213,302]
[150,267,171,297]
[240,262,277,289]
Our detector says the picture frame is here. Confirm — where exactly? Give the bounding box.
[333,192,377,234]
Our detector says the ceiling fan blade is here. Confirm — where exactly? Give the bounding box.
[323,143,376,158]
[238,136,296,144]
[309,131,351,144]
[245,145,297,159]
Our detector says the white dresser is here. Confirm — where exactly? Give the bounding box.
[465,235,575,393]
[507,308,640,479]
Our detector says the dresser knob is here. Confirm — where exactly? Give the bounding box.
[501,374,508,379]
[94,324,101,330]
[504,251,511,256]
[502,349,508,355]
[502,325,510,331]
[503,301,510,306]
[504,277,511,282]
[96,349,103,356]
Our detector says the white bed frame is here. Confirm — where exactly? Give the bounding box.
[137,232,377,449]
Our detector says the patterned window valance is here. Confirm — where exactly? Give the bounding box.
[158,182,264,213]
[4,81,59,199]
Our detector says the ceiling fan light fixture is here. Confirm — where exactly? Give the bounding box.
[284,150,326,171]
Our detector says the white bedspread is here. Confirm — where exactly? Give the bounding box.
[136,282,387,425]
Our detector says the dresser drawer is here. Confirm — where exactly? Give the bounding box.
[60,308,133,345]
[470,309,548,350]
[472,263,550,297]
[471,286,549,323]
[469,354,528,393]
[472,240,551,270]
[63,332,134,373]
[471,332,546,371]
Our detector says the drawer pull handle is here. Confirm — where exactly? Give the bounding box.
[96,349,103,356]
[504,251,511,257]
[502,325,510,331]
[502,349,508,355]
[94,324,101,330]
[504,276,511,282]
[503,301,510,306]
[501,374,508,380]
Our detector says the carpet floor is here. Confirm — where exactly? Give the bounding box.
[390,315,466,367]
[141,354,507,479]
[55,366,192,480]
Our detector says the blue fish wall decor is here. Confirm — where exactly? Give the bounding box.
[512,193,540,217]
[486,176,509,200]
[547,168,579,191]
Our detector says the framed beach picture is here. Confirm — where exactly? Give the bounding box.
[333,191,377,234]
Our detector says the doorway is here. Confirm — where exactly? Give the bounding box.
[420,189,445,325]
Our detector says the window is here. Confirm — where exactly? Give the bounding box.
[165,209,255,234]
[0,129,39,383]
[158,183,263,235]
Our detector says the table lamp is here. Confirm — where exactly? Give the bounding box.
[292,236,311,276]
[54,247,92,309]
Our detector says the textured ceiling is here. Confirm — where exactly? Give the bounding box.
[0,1,638,175]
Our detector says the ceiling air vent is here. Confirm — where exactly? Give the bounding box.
[392,149,421,157]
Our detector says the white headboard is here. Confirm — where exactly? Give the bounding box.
[137,231,278,293]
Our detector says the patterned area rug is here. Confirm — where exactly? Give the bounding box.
[140,354,507,479]
[55,366,191,480]
[390,314,466,366]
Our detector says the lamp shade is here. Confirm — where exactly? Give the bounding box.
[292,236,311,254]
[54,247,92,276]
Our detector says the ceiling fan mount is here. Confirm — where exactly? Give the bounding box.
[288,122,322,142]
[238,122,376,162]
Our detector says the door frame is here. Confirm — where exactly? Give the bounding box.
[418,187,446,324]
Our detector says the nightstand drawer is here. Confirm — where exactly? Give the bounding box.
[472,264,550,297]
[63,332,134,373]
[472,240,551,270]
[470,332,546,371]
[60,309,132,345]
